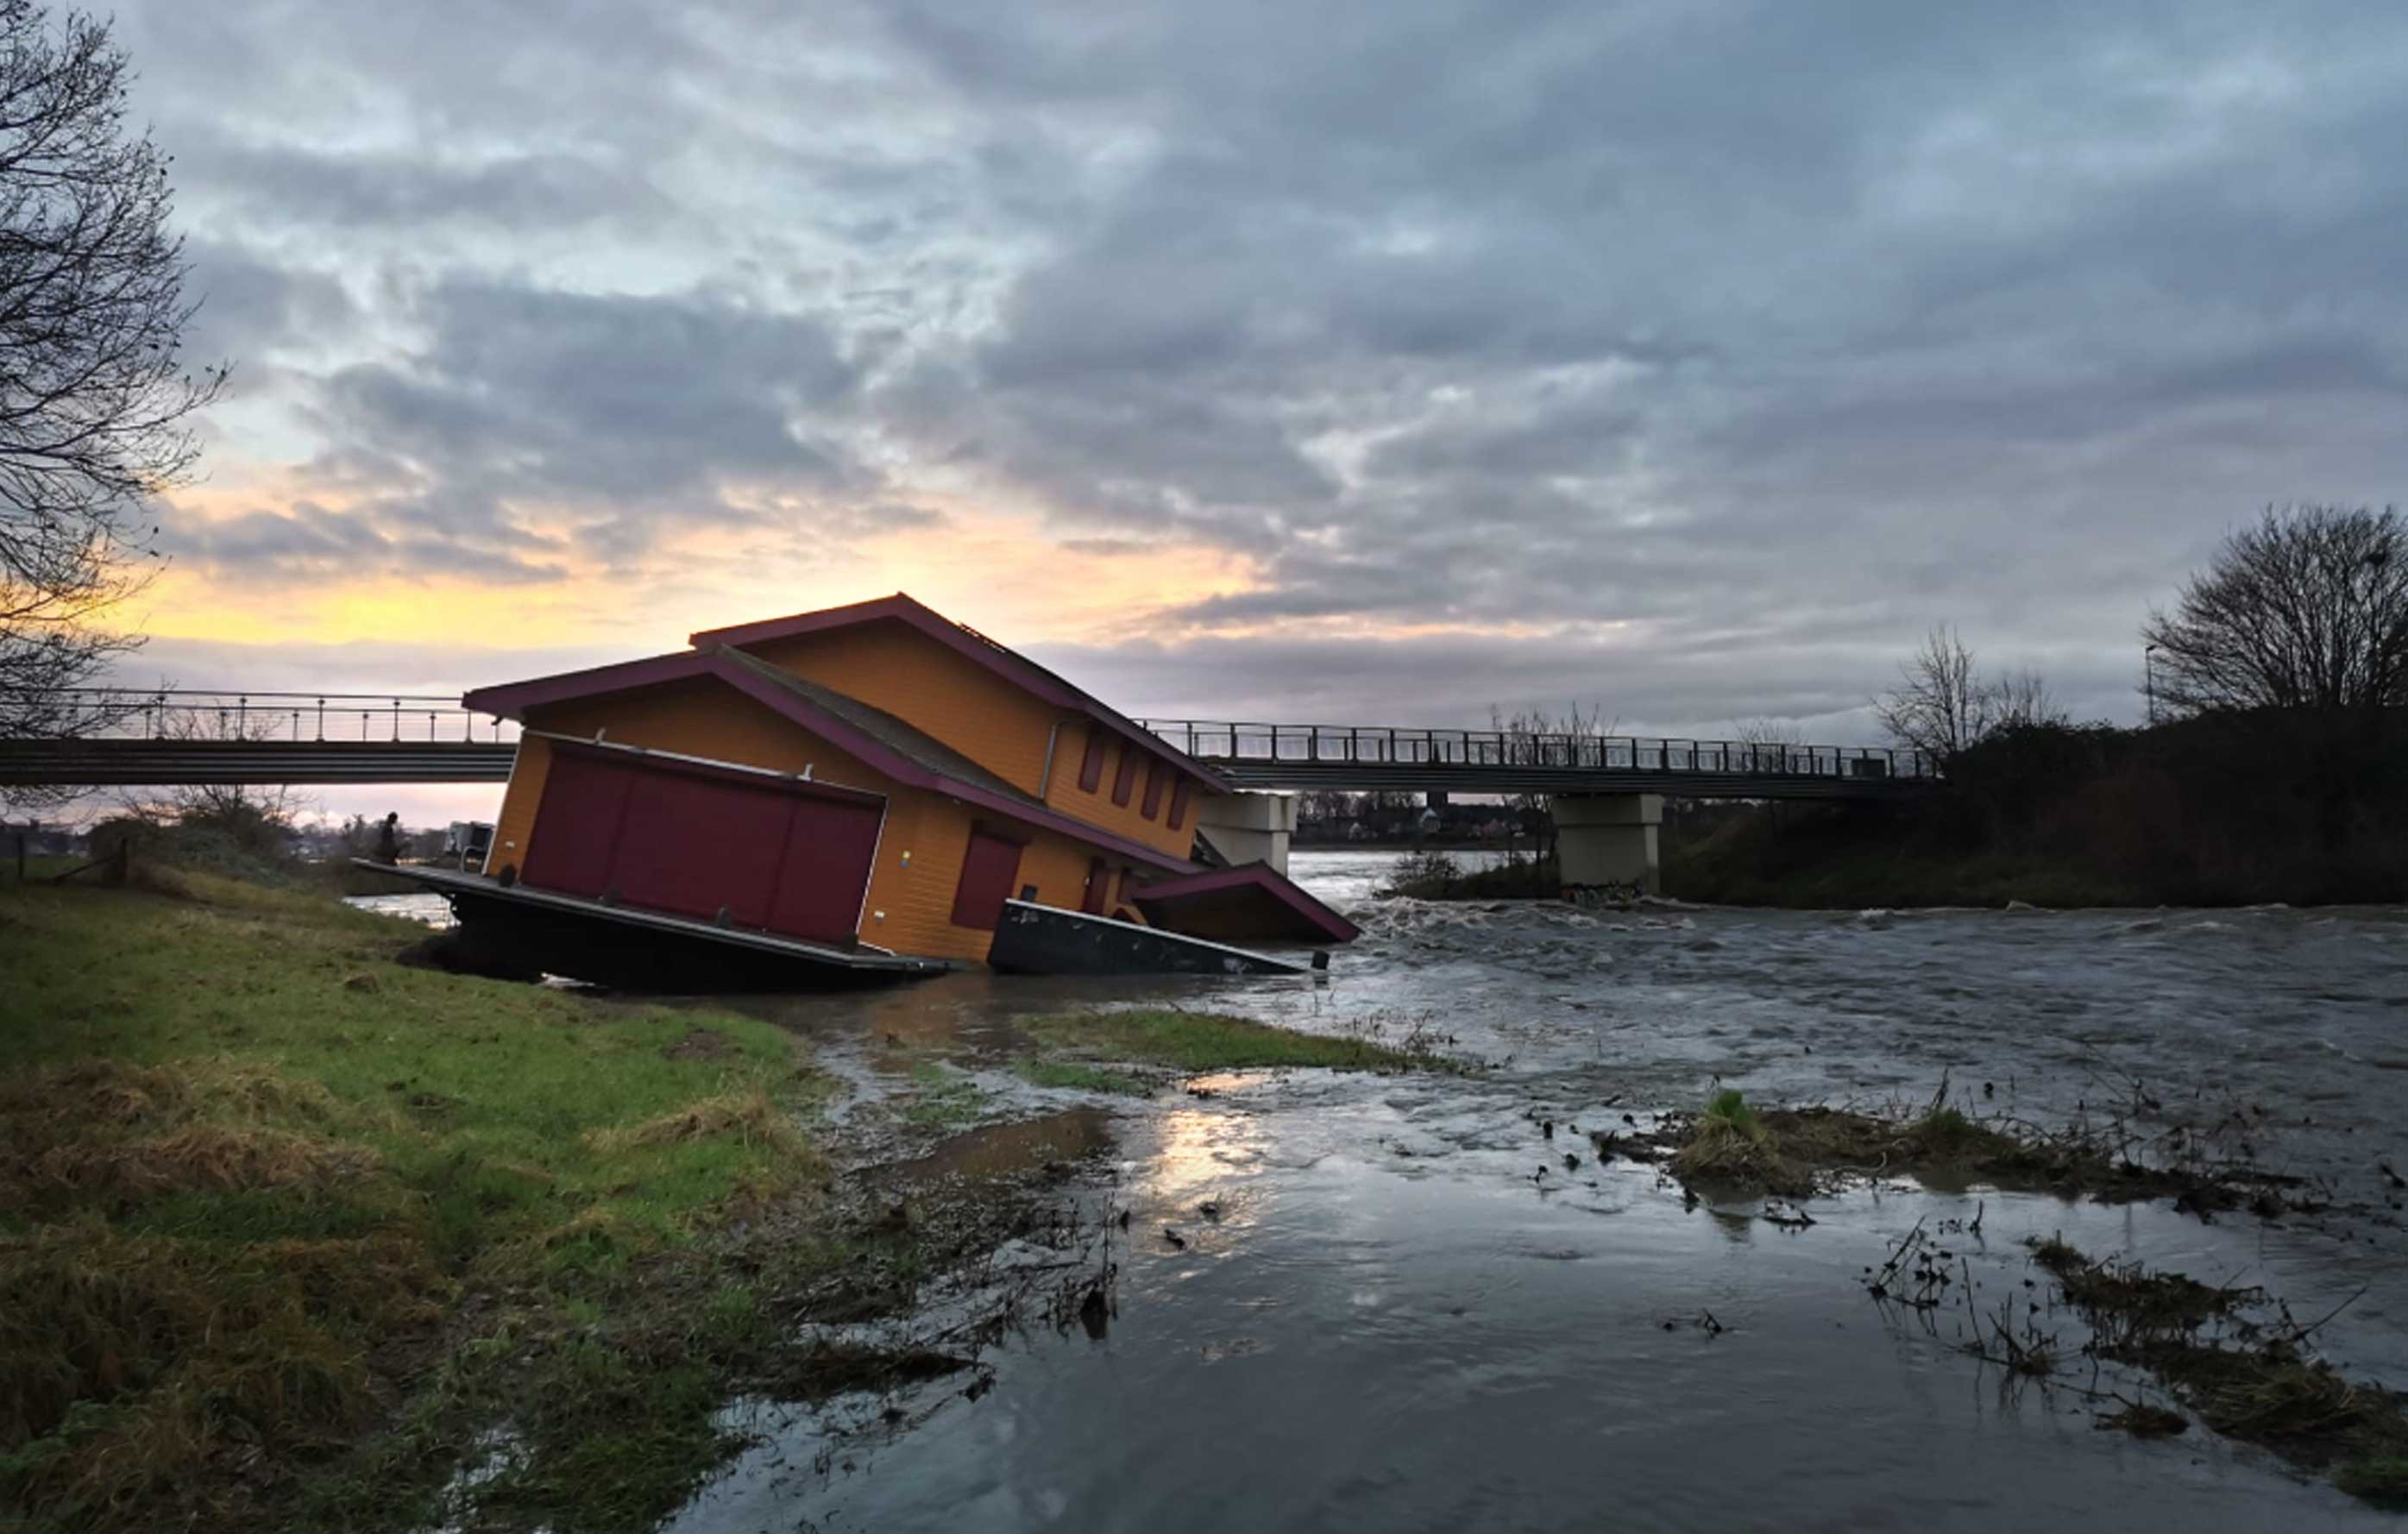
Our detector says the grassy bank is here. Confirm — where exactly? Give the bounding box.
[0,871,841,1533]
[1663,815,2148,908]
[0,875,1464,1533]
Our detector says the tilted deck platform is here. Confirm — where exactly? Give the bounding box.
[355,862,953,987]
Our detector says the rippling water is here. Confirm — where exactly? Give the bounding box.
[356,853,2408,1530]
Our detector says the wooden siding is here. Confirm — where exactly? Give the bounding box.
[499,677,1142,964]
[736,623,1060,796]
[1041,723,1208,860]
[735,622,1203,862]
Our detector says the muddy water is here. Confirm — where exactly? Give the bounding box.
[360,855,2408,1530]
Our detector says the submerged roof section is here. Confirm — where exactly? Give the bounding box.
[1132,863,1361,946]
[688,593,1229,792]
[464,646,1198,875]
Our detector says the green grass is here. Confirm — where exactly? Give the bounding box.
[1013,1059,1155,1097]
[1021,1007,1443,1073]
[897,1062,994,1129]
[0,873,833,1534]
[2336,1457,2408,1508]
[1703,1088,1759,1134]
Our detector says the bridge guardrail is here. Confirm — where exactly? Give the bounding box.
[15,689,519,745]
[1137,720,1936,782]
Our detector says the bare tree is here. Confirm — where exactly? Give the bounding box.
[2141,505,2408,715]
[1729,715,1801,772]
[1990,668,2067,732]
[110,703,303,832]
[1875,627,2061,764]
[1876,626,1995,763]
[0,2,224,763]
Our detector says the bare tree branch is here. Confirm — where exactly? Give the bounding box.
[0,1,224,802]
[2141,505,2408,715]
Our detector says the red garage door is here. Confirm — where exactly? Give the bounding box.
[521,746,883,947]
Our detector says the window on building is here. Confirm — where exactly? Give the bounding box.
[1078,724,1108,793]
[1111,741,1138,807]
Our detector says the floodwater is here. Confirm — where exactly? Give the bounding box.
[356,853,2408,1531]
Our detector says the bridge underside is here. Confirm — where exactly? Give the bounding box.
[0,740,519,786]
[1210,763,1930,802]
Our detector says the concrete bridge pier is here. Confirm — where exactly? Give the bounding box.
[1196,791,1297,875]
[1553,793,1663,893]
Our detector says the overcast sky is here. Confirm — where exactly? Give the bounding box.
[97,1,2408,821]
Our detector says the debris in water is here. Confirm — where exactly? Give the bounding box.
[1078,1284,1111,1340]
[1162,1227,1187,1250]
[1198,1199,1223,1222]
[2097,1400,2188,1438]
[1562,1153,1580,1172]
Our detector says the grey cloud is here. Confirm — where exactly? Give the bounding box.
[198,139,660,231]
[110,0,2408,728]
[167,500,569,586]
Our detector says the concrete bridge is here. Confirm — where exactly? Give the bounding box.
[1,691,1938,889]
[1141,720,1934,888]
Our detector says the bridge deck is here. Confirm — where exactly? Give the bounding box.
[1141,720,1935,801]
[0,739,518,786]
[0,693,1940,800]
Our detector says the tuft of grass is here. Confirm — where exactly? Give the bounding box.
[897,1063,995,1130]
[1022,1007,1448,1074]
[1703,1088,1757,1133]
[1669,1088,1801,1192]
[582,1089,808,1158]
[1013,1059,1154,1097]
[2336,1457,2408,1508]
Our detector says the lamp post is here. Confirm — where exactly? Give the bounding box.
[2143,644,2160,726]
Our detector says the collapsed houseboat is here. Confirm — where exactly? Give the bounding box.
[374,594,1356,988]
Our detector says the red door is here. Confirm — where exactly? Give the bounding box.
[951,827,1024,931]
[519,750,632,896]
[520,748,883,946]
[612,770,795,926]
[766,796,886,943]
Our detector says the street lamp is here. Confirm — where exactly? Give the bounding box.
[2143,644,2160,727]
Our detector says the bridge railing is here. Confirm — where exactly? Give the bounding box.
[18,689,519,745]
[1138,720,1936,782]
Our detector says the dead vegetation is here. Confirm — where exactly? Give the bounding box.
[1648,1074,2323,1218]
[0,1225,452,1525]
[582,1088,813,1158]
[2021,1235,2408,1509]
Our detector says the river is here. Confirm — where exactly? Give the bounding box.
[357,852,2408,1531]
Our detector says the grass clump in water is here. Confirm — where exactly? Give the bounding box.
[1022,1007,1448,1074]
[1668,1088,1802,1192]
[1013,1059,1154,1097]
[896,1064,995,1130]
[2336,1457,2408,1508]
[2028,1236,2408,1511]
